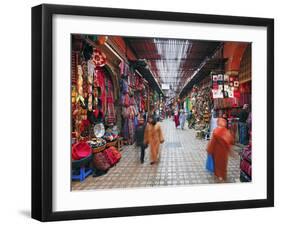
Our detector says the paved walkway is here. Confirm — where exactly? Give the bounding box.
[72,118,240,190]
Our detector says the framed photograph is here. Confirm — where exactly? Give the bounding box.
[32,4,274,222]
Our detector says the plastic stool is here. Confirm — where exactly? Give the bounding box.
[72,154,93,182]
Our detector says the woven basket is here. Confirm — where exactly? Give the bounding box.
[92,144,106,154]
[106,140,117,147]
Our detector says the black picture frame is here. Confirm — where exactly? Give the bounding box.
[32,4,274,222]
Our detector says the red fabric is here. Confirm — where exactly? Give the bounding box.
[207,126,234,180]
[174,114,180,127]
[108,146,121,161]
[93,109,104,119]
[79,119,90,132]
[123,94,130,107]
[92,49,106,67]
[72,142,92,160]
[103,148,119,166]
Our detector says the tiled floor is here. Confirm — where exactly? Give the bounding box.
[72,118,240,191]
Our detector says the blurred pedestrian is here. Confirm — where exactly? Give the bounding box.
[135,115,147,164]
[144,115,164,164]
[179,109,186,130]
[174,110,180,128]
[207,118,234,182]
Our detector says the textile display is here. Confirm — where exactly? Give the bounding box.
[105,78,116,124]
[96,68,106,113]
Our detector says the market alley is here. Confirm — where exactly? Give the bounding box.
[72,118,240,190]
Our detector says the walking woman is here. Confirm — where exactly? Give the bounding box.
[144,115,165,165]
[174,110,180,128]
[207,118,234,182]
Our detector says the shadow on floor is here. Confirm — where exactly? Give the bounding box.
[19,210,31,218]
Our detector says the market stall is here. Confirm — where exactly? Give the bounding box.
[71,35,123,180]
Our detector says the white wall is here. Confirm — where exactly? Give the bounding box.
[0,0,279,225]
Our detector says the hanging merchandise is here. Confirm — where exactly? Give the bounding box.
[82,42,93,61]
[105,77,116,125]
[87,104,104,124]
[122,93,130,107]
[88,94,93,111]
[127,104,136,144]
[120,73,137,145]
[92,48,107,67]
[211,73,241,109]
[189,84,213,138]
[76,65,85,105]
[120,78,129,95]
[87,60,95,84]
[119,61,125,75]
[95,68,107,113]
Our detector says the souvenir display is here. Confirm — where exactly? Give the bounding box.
[87,138,107,148]
[189,86,212,132]
[93,123,105,138]
[103,127,119,141]
[240,143,252,182]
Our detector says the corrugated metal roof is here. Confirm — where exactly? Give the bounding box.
[125,37,221,98]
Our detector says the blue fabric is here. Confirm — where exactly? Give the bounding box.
[206,154,214,173]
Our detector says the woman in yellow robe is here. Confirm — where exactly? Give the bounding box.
[144,115,164,164]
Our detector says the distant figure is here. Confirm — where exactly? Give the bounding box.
[207,118,234,182]
[155,109,160,122]
[174,110,180,128]
[135,116,147,164]
[222,113,228,128]
[238,104,249,145]
[144,115,164,165]
[179,110,186,130]
[209,109,217,137]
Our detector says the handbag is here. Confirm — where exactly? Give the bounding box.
[206,153,214,173]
